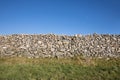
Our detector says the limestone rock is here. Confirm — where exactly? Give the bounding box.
[0,34,119,58]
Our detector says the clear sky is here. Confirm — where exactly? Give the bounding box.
[0,0,120,35]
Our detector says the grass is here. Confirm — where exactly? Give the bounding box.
[0,56,120,80]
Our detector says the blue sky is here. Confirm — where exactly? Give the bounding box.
[0,0,120,35]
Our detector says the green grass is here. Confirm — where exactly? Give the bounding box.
[0,57,120,80]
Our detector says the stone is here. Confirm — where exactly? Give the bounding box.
[117,48,120,53]
[0,34,119,58]
[38,41,42,44]
[2,47,7,49]
[51,48,55,52]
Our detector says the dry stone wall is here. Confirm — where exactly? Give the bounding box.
[0,34,120,58]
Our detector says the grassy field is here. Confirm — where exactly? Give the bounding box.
[0,56,120,80]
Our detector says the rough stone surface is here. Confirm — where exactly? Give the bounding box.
[0,34,119,58]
